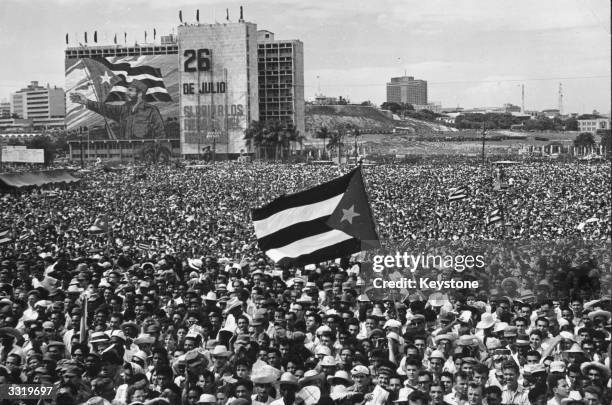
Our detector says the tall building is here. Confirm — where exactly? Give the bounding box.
[257,30,305,138]
[386,76,427,105]
[9,81,66,128]
[0,100,10,118]
[178,21,259,155]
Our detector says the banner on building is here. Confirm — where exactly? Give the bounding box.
[1,147,44,163]
[65,55,180,141]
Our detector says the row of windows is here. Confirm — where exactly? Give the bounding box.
[66,46,179,59]
[258,43,294,49]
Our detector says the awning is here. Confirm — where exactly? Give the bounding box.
[0,170,81,188]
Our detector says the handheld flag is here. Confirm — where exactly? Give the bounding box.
[89,215,109,234]
[113,34,117,44]
[179,10,183,23]
[79,296,88,344]
[486,208,504,227]
[252,168,380,266]
[0,228,12,245]
[448,187,468,201]
[65,33,69,45]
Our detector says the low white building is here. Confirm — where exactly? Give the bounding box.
[577,118,610,134]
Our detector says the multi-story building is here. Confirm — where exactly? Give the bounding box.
[386,76,427,105]
[0,100,10,118]
[9,81,66,129]
[257,30,305,138]
[178,21,260,155]
[578,118,610,134]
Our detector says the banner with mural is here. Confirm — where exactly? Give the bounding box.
[65,55,180,141]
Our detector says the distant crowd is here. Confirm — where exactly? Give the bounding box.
[0,160,609,405]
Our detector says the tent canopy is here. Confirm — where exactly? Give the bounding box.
[0,170,81,188]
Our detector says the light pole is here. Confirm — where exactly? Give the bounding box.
[353,129,359,166]
[481,121,487,164]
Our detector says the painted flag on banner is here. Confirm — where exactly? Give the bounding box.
[486,208,504,227]
[88,215,109,234]
[252,167,380,266]
[0,228,12,245]
[91,57,172,103]
[448,187,468,201]
[65,55,172,133]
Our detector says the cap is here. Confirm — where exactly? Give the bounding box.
[350,365,370,376]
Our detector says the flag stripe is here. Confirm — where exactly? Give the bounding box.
[111,73,165,83]
[266,230,354,262]
[108,85,169,94]
[93,57,164,77]
[257,217,335,251]
[275,238,363,267]
[252,171,354,221]
[253,194,343,238]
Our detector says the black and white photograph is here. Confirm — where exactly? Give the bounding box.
[0,1,610,405]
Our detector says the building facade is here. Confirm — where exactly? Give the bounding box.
[578,118,610,134]
[257,30,305,139]
[9,81,65,129]
[386,76,427,105]
[0,101,10,118]
[178,22,259,155]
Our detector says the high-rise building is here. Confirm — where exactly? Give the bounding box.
[0,100,10,118]
[9,81,66,128]
[257,30,305,138]
[386,76,427,106]
[178,21,259,155]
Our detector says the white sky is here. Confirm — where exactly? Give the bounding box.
[0,0,610,113]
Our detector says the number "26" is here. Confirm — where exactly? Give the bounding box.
[184,49,211,72]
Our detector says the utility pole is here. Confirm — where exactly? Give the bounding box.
[481,121,487,164]
[558,83,563,115]
[354,129,359,166]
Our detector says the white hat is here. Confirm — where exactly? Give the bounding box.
[197,394,216,404]
[279,372,299,386]
[350,365,370,376]
[493,322,509,333]
[211,345,232,358]
[383,319,402,329]
[476,312,496,329]
[320,356,337,367]
[314,346,332,356]
[430,350,445,360]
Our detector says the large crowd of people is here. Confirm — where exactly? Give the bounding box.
[0,160,609,405]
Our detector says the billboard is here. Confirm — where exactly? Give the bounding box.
[2,147,44,163]
[65,54,180,143]
[178,23,259,155]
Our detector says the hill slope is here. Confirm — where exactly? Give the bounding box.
[305,104,455,135]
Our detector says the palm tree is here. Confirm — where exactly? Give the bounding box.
[244,121,265,159]
[264,120,284,161]
[284,124,305,159]
[315,126,331,159]
[327,130,344,160]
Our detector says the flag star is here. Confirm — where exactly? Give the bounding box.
[340,205,360,224]
[100,71,112,85]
